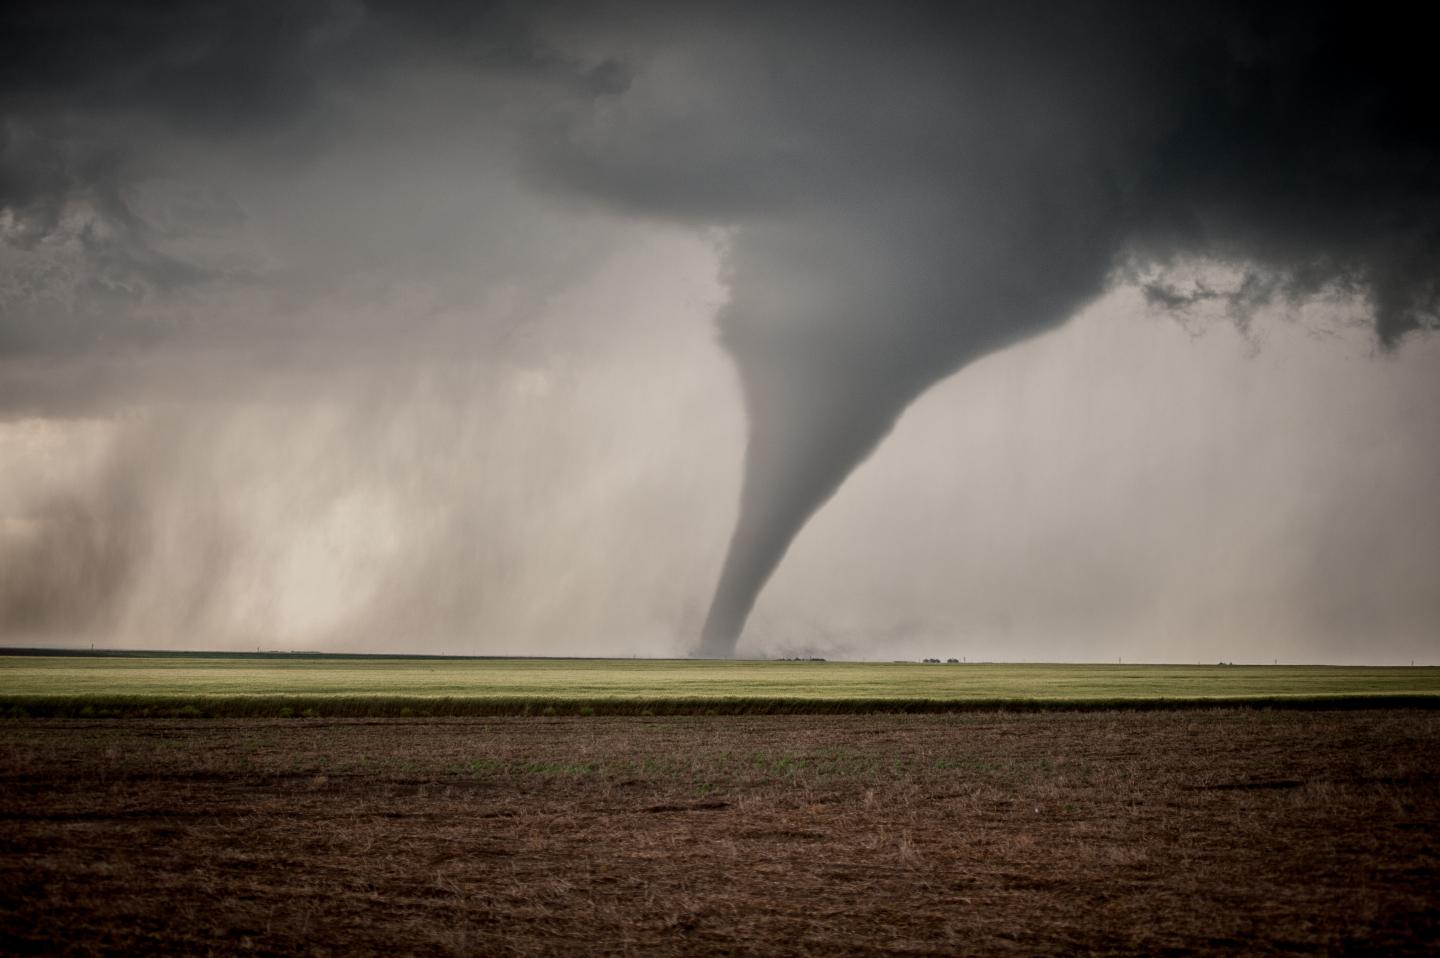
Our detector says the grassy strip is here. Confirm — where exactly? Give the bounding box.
[2,693,1439,719]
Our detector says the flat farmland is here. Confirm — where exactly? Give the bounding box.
[2,710,1437,955]
[3,654,1439,716]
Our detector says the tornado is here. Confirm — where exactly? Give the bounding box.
[693,203,1125,656]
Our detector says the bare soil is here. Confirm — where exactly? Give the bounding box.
[1,710,1436,955]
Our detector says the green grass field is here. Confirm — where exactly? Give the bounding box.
[2,653,1437,717]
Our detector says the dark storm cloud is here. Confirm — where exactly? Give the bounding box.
[0,0,334,239]
[0,0,635,376]
[0,1,332,127]
[0,1,334,366]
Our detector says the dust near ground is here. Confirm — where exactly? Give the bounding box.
[1,710,1436,955]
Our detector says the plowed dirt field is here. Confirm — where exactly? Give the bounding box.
[2,710,1436,955]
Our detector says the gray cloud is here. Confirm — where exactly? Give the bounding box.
[0,0,581,379]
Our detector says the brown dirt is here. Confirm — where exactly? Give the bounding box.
[1,710,1437,955]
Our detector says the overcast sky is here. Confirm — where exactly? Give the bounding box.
[1,1,1437,663]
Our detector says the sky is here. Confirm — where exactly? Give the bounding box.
[1,1,1437,663]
